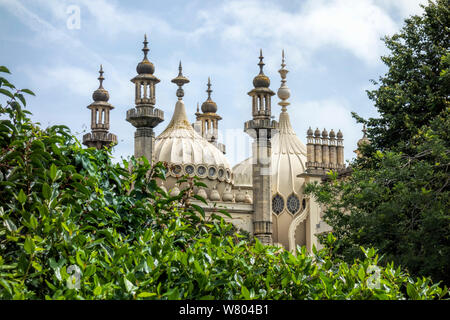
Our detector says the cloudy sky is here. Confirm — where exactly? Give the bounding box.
[0,0,427,166]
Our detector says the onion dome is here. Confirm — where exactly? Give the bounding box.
[253,49,270,88]
[314,128,321,137]
[307,127,314,136]
[357,125,370,147]
[136,34,155,75]
[337,129,343,139]
[155,62,232,197]
[92,65,109,102]
[201,77,218,113]
[322,128,328,138]
[329,129,336,138]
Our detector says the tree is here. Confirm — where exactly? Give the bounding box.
[307,0,450,286]
[0,67,447,300]
[362,0,449,154]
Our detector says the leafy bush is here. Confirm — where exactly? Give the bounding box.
[0,67,448,300]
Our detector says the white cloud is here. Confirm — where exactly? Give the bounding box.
[193,0,399,66]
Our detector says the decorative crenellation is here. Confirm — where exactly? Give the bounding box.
[306,127,345,174]
[83,65,117,150]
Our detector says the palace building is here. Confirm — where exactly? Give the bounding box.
[82,35,367,252]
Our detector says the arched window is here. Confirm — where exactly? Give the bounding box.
[287,194,300,214]
[272,194,284,215]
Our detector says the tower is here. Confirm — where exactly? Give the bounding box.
[195,77,225,153]
[126,34,164,162]
[244,50,277,245]
[82,65,117,149]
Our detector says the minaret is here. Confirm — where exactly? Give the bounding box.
[126,34,164,162]
[244,50,277,245]
[196,77,225,153]
[83,65,117,149]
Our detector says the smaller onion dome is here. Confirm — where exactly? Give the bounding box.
[329,129,336,138]
[314,128,321,137]
[197,188,208,199]
[307,127,314,136]
[136,34,155,75]
[170,186,180,197]
[201,77,218,113]
[235,188,246,203]
[159,182,167,194]
[92,65,110,102]
[244,191,252,204]
[337,129,343,139]
[210,186,221,201]
[222,187,234,202]
[322,128,328,138]
[357,125,370,147]
[253,49,270,88]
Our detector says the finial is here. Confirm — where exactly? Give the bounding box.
[277,50,290,110]
[171,61,190,100]
[362,124,367,137]
[142,34,149,60]
[207,77,212,99]
[197,102,199,113]
[258,49,265,74]
[98,64,104,89]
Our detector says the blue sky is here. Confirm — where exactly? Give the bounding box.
[0,0,427,166]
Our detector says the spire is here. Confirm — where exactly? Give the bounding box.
[136,34,155,75]
[171,61,190,100]
[207,77,212,100]
[252,49,270,88]
[92,64,109,102]
[142,34,149,60]
[258,49,265,74]
[277,49,290,111]
[98,64,104,89]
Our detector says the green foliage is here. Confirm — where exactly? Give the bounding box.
[307,0,449,286]
[0,67,448,300]
[361,0,449,154]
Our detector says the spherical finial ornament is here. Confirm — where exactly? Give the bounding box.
[92,64,109,102]
[171,61,190,100]
[337,129,343,139]
[307,127,314,136]
[253,49,270,88]
[136,34,155,75]
[201,77,218,113]
[329,129,336,138]
[314,127,321,137]
[322,128,328,138]
[277,49,291,109]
